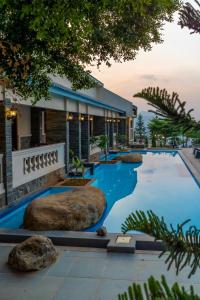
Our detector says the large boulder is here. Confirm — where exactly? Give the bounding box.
[24,186,106,231]
[115,153,143,163]
[8,236,58,271]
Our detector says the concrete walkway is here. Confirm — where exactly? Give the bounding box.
[180,148,200,183]
[1,245,200,300]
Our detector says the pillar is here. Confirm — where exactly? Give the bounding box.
[109,122,114,147]
[45,109,69,172]
[0,98,13,205]
[81,117,90,160]
[69,113,81,158]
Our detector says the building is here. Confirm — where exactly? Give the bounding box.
[0,76,137,207]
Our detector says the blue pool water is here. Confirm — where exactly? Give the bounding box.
[85,150,200,233]
[0,150,199,233]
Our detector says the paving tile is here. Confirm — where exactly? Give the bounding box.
[134,259,176,282]
[53,277,99,300]
[47,255,78,277]
[62,250,107,259]
[97,279,133,300]
[102,256,138,281]
[0,275,64,300]
[68,257,107,278]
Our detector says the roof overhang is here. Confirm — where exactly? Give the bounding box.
[49,84,125,114]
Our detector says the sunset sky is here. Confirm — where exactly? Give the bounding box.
[91,8,200,120]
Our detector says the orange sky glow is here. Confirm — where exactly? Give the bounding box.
[90,12,200,120]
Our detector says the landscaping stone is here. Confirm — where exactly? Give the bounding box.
[96,226,107,237]
[57,178,92,186]
[24,186,106,231]
[115,153,143,163]
[8,236,58,271]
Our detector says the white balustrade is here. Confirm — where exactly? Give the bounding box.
[0,154,4,194]
[12,143,65,188]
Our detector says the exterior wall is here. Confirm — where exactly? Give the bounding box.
[69,113,81,158]
[17,105,31,149]
[12,143,65,188]
[12,168,64,202]
[50,75,135,117]
[93,116,107,136]
[30,107,43,147]
[0,99,14,205]
[0,193,5,208]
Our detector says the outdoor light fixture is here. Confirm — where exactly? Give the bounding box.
[89,116,93,121]
[117,119,120,123]
[107,118,112,123]
[79,115,85,121]
[67,113,73,121]
[6,108,17,120]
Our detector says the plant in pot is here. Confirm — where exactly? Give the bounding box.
[58,150,91,186]
[116,134,127,150]
[96,135,117,164]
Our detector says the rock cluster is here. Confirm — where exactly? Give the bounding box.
[24,186,106,231]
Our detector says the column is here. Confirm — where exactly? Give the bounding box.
[81,117,90,160]
[69,113,81,158]
[0,98,13,205]
[109,122,114,147]
[46,109,69,172]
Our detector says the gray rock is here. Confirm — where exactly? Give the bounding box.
[96,226,107,237]
[8,236,58,271]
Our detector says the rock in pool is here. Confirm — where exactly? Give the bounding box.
[24,186,106,231]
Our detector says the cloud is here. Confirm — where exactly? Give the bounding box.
[140,74,157,81]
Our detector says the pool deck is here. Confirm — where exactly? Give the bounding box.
[1,244,200,300]
[0,148,200,299]
[180,148,200,184]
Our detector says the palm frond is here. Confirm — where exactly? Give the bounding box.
[122,210,200,278]
[118,275,200,300]
[134,87,200,133]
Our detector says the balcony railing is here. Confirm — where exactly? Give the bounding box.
[0,154,4,194]
[12,143,65,188]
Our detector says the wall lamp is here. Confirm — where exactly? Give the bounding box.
[89,116,93,121]
[79,115,85,121]
[6,108,17,120]
[67,113,73,121]
[106,118,112,123]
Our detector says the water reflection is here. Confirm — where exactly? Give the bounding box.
[86,151,200,233]
[85,161,139,231]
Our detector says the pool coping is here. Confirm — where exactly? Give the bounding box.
[179,150,200,185]
[0,149,198,252]
[0,228,165,252]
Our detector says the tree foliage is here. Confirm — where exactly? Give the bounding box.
[148,117,183,146]
[135,113,147,142]
[118,275,200,300]
[122,210,200,278]
[179,0,200,34]
[0,0,180,102]
[134,87,200,133]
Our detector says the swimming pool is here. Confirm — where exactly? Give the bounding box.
[85,150,200,233]
[0,150,199,233]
